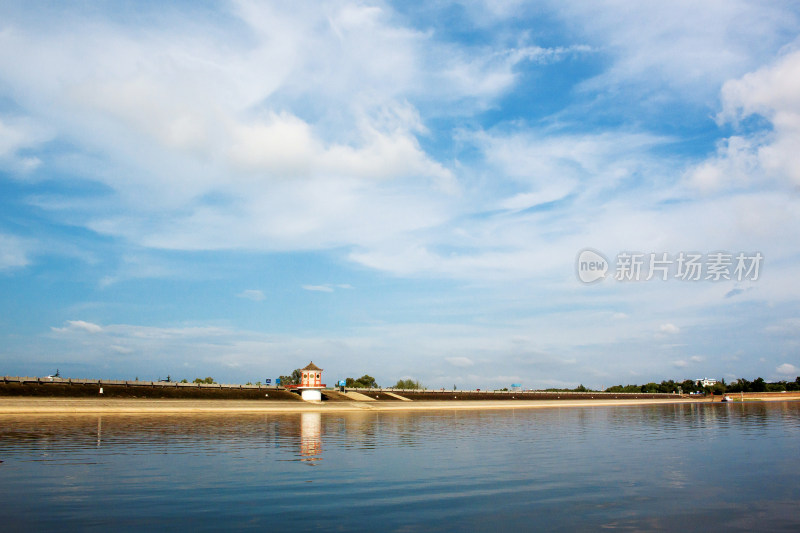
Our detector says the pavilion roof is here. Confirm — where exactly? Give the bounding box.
[302,361,322,371]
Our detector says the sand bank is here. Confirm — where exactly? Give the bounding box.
[0,397,707,415]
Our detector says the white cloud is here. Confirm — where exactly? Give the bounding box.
[689,49,800,190]
[237,289,265,301]
[302,285,335,293]
[764,318,800,335]
[2,2,800,388]
[0,116,48,173]
[52,320,103,334]
[0,234,31,271]
[674,355,703,368]
[0,1,605,261]
[301,283,354,293]
[446,356,475,368]
[109,345,134,355]
[776,363,798,376]
[551,0,800,99]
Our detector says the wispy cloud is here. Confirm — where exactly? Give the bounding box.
[302,284,353,293]
[446,356,474,368]
[302,285,334,293]
[660,324,680,335]
[0,233,31,271]
[237,289,265,301]
[51,320,103,334]
[0,115,49,173]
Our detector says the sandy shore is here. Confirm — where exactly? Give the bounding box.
[0,397,707,414]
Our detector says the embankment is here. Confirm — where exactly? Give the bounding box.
[0,377,300,401]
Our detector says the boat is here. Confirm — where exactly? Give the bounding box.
[721,395,733,402]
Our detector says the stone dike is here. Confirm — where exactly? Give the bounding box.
[353,388,679,401]
[0,376,301,401]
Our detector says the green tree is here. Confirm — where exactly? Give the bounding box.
[680,379,698,394]
[394,378,423,389]
[766,381,786,392]
[710,382,726,395]
[751,377,766,392]
[641,382,659,393]
[605,384,641,393]
[278,369,302,386]
[345,375,379,388]
[193,377,215,384]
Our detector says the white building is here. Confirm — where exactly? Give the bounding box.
[298,361,324,401]
[696,378,717,387]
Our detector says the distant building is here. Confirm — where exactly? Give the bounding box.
[298,361,325,401]
[300,362,323,388]
[696,378,717,387]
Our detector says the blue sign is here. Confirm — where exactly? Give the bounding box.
[265,379,271,384]
[338,380,346,386]
[511,383,522,387]
[275,378,281,384]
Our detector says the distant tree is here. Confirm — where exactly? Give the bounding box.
[193,377,215,384]
[605,384,641,393]
[766,381,787,392]
[641,382,659,393]
[680,379,698,394]
[727,378,750,393]
[752,377,767,392]
[180,379,188,383]
[710,382,726,395]
[345,375,379,388]
[658,380,677,393]
[394,378,423,389]
[279,369,301,386]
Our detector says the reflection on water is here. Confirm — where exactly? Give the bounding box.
[0,402,798,532]
[299,412,321,463]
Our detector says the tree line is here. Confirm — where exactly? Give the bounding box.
[605,376,800,394]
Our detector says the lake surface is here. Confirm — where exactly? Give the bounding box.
[1,402,799,532]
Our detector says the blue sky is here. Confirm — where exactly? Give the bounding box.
[2,1,800,389]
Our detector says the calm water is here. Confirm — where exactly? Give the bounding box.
[1,402,799,532]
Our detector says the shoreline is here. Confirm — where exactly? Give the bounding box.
[2,392,798,415]
[0,397,709,414]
